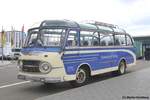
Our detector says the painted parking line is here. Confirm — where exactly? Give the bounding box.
[0,81,30,89]
[0,66,17,70]
[0,62,16,67]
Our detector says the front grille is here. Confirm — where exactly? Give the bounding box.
[22,60,40,72]
[23,60,40,66]
[22,66,40,72]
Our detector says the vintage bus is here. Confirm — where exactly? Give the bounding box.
[17,20,136,87]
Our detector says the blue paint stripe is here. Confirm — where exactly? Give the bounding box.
[65,47,135,51]
[21,46,135,53]
[21,47,61,52]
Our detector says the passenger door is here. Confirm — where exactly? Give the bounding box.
[63,29,79,74]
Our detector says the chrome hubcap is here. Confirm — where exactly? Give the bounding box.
[76,69,86,83]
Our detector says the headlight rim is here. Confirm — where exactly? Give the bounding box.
[39,62,52,74]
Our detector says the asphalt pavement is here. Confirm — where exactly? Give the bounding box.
[0,60,14,67]
[0,60,149,100]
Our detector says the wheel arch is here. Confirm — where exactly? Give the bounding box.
[76,63,92,76]
[119,58,127,68]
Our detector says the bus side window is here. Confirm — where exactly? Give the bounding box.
[29,33,38,45]
[126,35,133,46]
[100,33,114,46]
[92,32,100,46]
[66,30,77,47]
[80,31,100,47]
[80,31,92,47]
[115,35,126,46]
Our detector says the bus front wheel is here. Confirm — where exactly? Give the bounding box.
[70,67,90,87]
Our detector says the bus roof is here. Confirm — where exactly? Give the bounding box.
[29,20,127,34]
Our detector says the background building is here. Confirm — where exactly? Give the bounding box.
[0,31,26,59]
[133,36,150,59]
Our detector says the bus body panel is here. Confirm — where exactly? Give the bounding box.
[63,47,136,75]
[18,46,136,82]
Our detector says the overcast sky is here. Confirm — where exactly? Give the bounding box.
[0,0,150,36]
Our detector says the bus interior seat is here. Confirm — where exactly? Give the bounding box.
[100,41,106,46]
[108,41,113,46]
[93,41,99,46]
[72,40,77,46]
[83,41,88,46]
[115,39,120,45]
[67,40,73,46]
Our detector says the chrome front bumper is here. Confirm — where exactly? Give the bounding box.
[17,74,63,83]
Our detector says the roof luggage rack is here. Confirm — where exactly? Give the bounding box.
[93,21,116,28]
[82,20,126,34]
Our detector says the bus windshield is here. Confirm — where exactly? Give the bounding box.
[25,28,66,47]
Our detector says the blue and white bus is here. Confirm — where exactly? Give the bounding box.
[17,20,136,87]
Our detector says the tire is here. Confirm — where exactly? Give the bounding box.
[118,60,126,75]
[70,68,90,87]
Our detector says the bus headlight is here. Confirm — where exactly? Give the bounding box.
[18,60,23,70]
[39,62,52,74]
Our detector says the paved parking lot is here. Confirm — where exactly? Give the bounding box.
[0,60,150,100]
